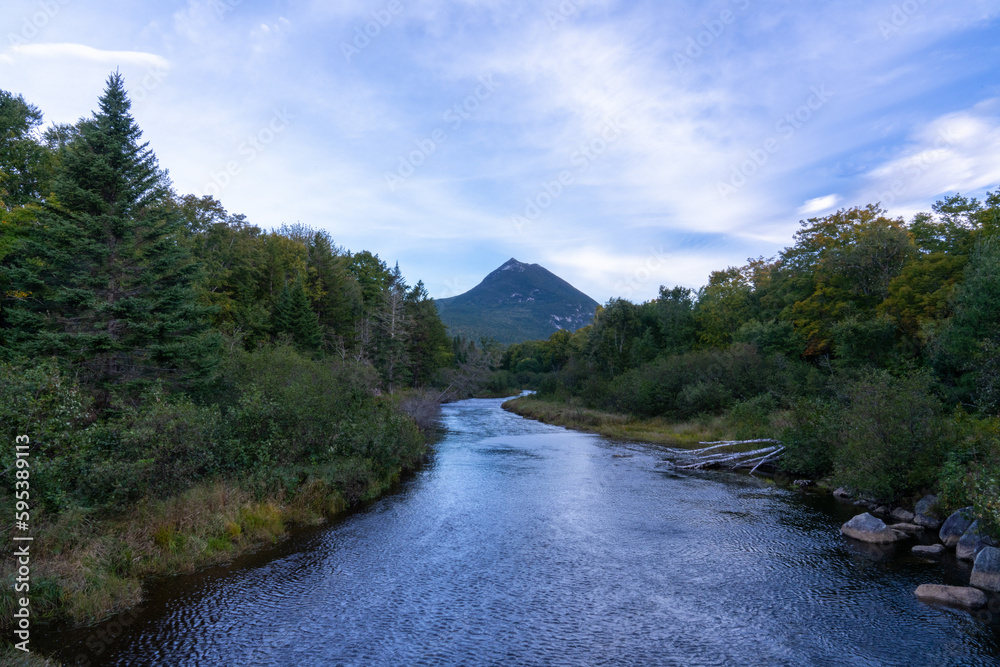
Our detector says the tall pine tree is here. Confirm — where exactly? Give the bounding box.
[272,276,322,352]
[1,73,218,398]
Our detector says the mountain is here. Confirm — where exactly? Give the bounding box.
[434,258,600,345]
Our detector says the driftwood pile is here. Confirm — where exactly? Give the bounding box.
[666,439,785,474]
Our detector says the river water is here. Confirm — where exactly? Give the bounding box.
[46,397,1000,666]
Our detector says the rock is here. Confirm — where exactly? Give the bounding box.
[841,513,909,544]
[833,487,853,500]
[888,522,924,534]
[939,507,975,547]
[912,544,946,559]
[854,499,877,510]
[914,513,943,530]
[891,508,915,523]
[957,521,997,561]
[915,584,988,610]
[874,505,891,516]
[915,494,939,516]
[971,547,1000,593]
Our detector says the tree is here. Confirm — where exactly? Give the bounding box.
[780,205,915,356]
[1,73,218,399]
[272,277,322,352]
[305,230,360,344]
[931,235,1000,404]
[693,262,765,348]
[655,285,696,355]
[405,280,450,386]
[375,262,411,390]
[0,90,48,210]
[587,298,643,377]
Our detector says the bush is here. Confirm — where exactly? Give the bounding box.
[0,360,92,512]
[780,397,842,478]
[728,394,779,440]
[833,369,948,502]
[603,344,805,420]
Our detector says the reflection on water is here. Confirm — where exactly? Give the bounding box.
[46,397,1000,666]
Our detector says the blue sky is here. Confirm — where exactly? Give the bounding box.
[3,0,999,303]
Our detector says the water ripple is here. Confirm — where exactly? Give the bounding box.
[47,396,1000,666]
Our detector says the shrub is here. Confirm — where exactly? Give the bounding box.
[728,394,780,440]
[780,397,842,478]
[833,369,949,502]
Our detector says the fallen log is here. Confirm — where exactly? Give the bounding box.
[671,440,785,472]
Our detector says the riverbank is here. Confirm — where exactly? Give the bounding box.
[1,454,423,640]
[501,395,732,447]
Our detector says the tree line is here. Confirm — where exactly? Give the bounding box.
[501,197,1000,520]
[0,73,470,528]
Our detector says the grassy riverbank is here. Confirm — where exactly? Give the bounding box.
[502,395,732,447]
[1,462,418,636]
[0,346,438,648]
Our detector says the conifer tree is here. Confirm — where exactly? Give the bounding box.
[272,277,322,352]
[1,73,218,396]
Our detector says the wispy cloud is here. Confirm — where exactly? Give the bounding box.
[1,43,169,69]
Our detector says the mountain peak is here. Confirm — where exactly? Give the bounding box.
[498,258,526,272]
[435,259,599,344]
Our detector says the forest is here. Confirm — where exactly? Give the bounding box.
[2,70,999,639]
[500,197,1000,526]
[0,74,480,628]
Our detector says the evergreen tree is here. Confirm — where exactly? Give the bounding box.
[272,277,322,352]
[1,73,218,397]
[405,280,450,386]
[306,230,360,342]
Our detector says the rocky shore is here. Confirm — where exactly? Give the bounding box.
[834,489,1000,612]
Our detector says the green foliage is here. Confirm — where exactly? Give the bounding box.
[833,370,947,502]
[780,398,841,478]
[733,319,802,357]
[728,393,779,440]
[931,235,1000,405]
[656,285,697,355]
[693,262,762,348]
[830,314,900,369]
[272,278,322,352]
[1,74,219,397]
[0,89,48,209]
[602,344,802,419]
[0,359,91,512]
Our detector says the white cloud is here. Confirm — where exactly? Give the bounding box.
[2,43,169,69]
[863,99,1000,214]
[797,194,841,216]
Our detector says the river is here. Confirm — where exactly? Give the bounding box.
[45,397,1000,666]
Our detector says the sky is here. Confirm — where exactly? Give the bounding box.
[2,0,1000,303]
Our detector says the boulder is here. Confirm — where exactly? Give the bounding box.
[888,522,924,535]
[913,494,942,529]
[912,544,945,559]
[971,546,1000,593]
[841,513,908,544]
[915,494,939,516]
[833,487,853,500]
[957,521,997,561]
[939,507,975,547]
[915,584,988,609]
[891,508,915,523]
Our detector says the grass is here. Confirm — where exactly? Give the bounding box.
[502,395,733,447]
[0,646,61,666]
[0,456,418,642]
